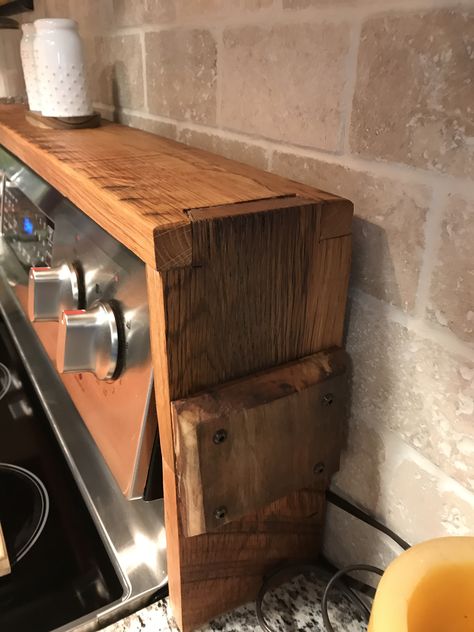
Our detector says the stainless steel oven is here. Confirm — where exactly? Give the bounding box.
[0,146,167,631]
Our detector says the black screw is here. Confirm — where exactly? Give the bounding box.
[213,428,227,445]
[322,393,334,406]
[313,462,325,475]
[214,506,227,520]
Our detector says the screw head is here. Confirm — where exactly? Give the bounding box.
[322,393,334,406]
[214,506,227,520]
[213,428,228,445]
[313,462,325,475]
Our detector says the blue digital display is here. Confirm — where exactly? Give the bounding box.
[22,217,34,235]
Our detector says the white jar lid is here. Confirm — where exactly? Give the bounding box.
[34,18,78,31]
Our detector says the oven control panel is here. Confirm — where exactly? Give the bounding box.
[0,151,161,501]
[2,182,54,269]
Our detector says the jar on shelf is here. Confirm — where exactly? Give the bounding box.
[34,19,92,118]
[0,18,25,102]
[20,23,42,112]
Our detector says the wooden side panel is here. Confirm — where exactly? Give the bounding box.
[178,490,326,630]
[162,200,351,398]
[146,196,352,630]
[147,266,328,632]
[172,349,349,537]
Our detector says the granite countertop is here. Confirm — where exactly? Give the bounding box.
[104,574,367,632]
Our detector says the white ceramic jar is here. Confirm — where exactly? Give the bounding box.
[34,18,92,117]
[20,23,42,112]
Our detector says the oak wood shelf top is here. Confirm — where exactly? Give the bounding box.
[0,105,351,270]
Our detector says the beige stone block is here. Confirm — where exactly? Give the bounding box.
[66,0,114,34]
[145,30,217,124]
[284,0,353,7]
[112,111,177,140]
[96,105,177,139]
[347,295,474,490]
[325,419,474,567]
[113,0,175,27]
[350,10,474,178]
[176,0,273,20]
[88,35,144,110]
[429,195,474,343]
[284,0,415,7]
[221,23,350,151]
[178,128,268,170]
[43,0,69,17]
[271,152,430,311]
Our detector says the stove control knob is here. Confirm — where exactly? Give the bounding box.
[56,302,120,381]
[28,263,80,322]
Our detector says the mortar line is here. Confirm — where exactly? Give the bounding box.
[351,289,474,361]
[139,31,149,113]
[340,17,362,154]
[413,182,448,320]
[110,0,473,35]
[215,27,224,129]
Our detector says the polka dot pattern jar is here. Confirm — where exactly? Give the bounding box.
[20,23,42,112]
[34,19,92,118]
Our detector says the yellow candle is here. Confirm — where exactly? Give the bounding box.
[368,537,474,632]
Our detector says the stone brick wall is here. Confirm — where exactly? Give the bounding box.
[20,0,473,566]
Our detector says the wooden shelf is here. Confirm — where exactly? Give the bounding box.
[0,103,354,631]
[0,105,351,270]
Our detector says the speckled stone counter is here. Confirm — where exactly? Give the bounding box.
[103,575,367,632]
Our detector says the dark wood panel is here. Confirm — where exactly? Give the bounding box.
[163,200,352,398]
[172,349,349,536]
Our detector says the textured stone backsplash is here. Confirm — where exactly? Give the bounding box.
[16,0,473,564]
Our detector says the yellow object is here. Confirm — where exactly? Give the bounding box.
[368,536,474,632]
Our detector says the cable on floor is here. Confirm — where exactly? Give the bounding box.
[255,491,411,632]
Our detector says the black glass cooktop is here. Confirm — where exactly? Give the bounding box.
[0,318,123,632]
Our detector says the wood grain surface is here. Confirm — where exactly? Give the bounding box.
[0,105,351,270]
[172,349,349,537]
[145,182,352,628]
[162,198,351,397]
[148,264,328,630]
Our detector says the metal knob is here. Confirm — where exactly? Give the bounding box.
[56,302,120,381]
[28,263,80,322]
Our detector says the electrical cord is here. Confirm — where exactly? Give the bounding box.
[326,490,410,551]
[321,564,384,632]
[255,491,411,632]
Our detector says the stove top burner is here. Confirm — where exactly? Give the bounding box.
[0,319,123,631]
[0,463,50,566]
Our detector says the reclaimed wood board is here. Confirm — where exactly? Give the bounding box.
[162,198,351,397]
[0,104,354,632]
[172,349,349,537]
[0,105,352,270]
[147,263,328,629]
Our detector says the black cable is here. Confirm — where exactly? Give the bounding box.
[321,564,384,632]
[255,493,411,632]
[326,490,411,551]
